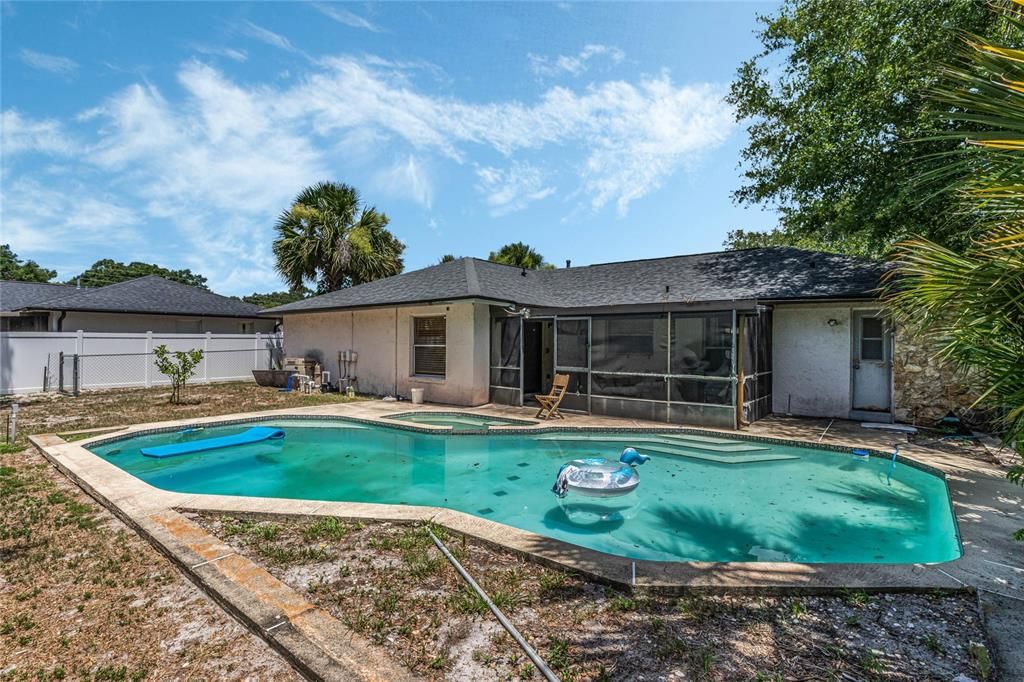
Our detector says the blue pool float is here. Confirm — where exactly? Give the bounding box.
[141,426,285,458]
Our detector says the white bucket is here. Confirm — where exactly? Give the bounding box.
[410,387,425,405]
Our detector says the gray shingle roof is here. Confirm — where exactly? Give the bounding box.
[264,247,889,314]
[0,281,82,312]
[12,275,264,318]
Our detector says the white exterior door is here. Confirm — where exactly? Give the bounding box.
[851,312,891,413]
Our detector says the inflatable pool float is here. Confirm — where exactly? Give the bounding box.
[551,447,650,498]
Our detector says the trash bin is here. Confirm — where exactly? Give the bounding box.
[410,387,425,405]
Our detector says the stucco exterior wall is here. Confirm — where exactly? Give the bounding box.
[282,301,490,406]
[50,311,276,334]
[772,304,854,418]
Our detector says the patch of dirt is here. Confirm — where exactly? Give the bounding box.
[194,514,995,681]
[0,447,299,681]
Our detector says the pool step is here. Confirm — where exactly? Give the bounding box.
[536,435,787,463]
[639,444,799,465]
[534,432,770,454]
[636,436,770,453]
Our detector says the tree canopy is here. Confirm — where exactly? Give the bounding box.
[68,259,209,289]
[273,182,405,293]
[0,244,56,283]
[727,0,1009,255]
[884,3,1024,513]
[241,288,311,309]
[487,242,552,270]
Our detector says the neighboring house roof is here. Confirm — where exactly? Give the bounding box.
[0,281,82,313]
[4,275,265,319]
[264,247,890,315]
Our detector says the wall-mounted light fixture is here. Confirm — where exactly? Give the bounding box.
[827,318,840,327]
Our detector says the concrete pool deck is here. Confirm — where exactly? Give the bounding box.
[29,401,1024,678]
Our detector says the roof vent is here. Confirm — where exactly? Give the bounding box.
[566,259,571,268]
[809,259,816,269]
[521,268,527,277]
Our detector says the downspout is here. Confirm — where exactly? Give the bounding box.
[56,311,67,332]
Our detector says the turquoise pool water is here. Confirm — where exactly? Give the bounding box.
[89,420,961,564]
[384,412,532,431]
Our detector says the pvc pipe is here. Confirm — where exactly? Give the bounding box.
[427,529,560,682]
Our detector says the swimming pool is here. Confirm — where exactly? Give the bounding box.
[88,419,961,564]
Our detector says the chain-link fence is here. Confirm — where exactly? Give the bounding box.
[56,347,277,395]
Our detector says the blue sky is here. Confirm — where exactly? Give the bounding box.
[2,1,778,295]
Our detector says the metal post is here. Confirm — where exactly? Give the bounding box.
[73,354,81,396]
[203,332,211,383]
[144,331,153,388]
[730,310,738,430]
[58,351,65,393]
[9,403,18,443]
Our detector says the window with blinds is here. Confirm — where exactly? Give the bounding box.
[413,316,446,376]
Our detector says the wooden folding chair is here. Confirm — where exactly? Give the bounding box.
[535,373,570,420]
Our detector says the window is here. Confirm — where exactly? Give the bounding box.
[671,313,733,377]
[1,314,48,332]
[860,316,885,361]
[413,316,446,377]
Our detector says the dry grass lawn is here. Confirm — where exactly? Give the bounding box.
[0,382,363,681]
[196,514,995,682]
[0,447,299,681]
[1,382,362,449]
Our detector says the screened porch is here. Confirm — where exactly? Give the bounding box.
[489,307,772,429]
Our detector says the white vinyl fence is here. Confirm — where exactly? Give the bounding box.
[0,331,283,395]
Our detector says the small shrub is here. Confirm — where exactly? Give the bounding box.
[842,589,871,607]
[968,642,992,681]
[152,345,203,404]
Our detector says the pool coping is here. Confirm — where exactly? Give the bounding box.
[30,405,971,596]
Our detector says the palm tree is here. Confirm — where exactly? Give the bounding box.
[488,242,553,269]
[884,5,1024,498]
[273,182,405,293]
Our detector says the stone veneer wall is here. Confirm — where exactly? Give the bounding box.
[893,323,979,425]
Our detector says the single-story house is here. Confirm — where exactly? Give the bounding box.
[0,276,278,334]
[264,247,960,429]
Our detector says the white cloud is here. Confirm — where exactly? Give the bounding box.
[289,57,733,212]
[190,44,248,62]
[74,61,327,291]
[1,178,140,253]
[475,163,555,216]
[313,3,381,32]
[528,44,624,78]
[241,20,302,55]
[372,155,433,208]
[2,55,733,291]
[1,110,75,156]
[18,48,78,75]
